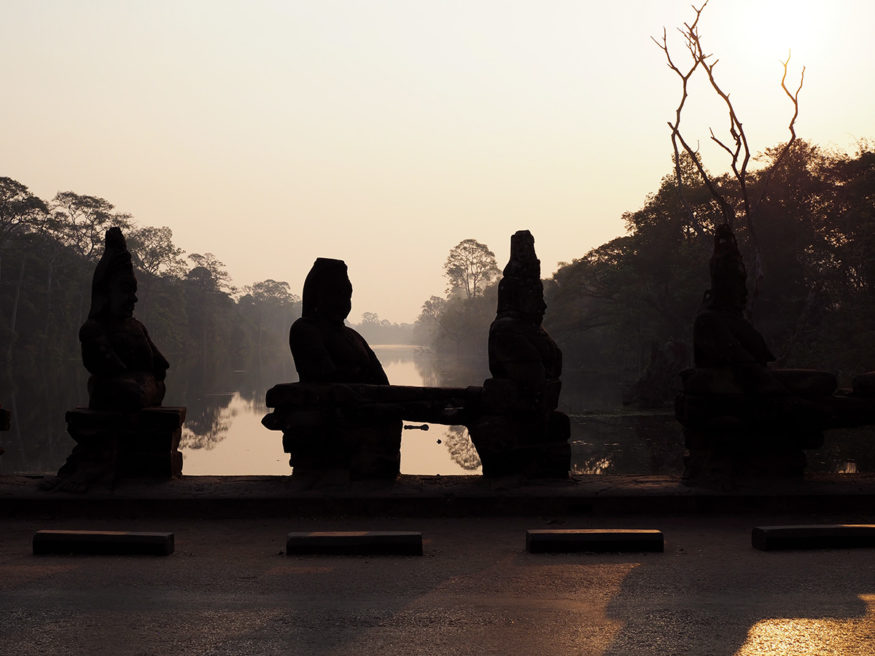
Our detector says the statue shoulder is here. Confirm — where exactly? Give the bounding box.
[78,318,105,341]
[289,317,320,341]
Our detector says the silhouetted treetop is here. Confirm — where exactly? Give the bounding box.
[443,239,500,300]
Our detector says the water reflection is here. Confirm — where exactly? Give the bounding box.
[375,345,482,475]
[0,368,88,475]
[570,413,684,476]
[3,348,875,476]
[180,392,290,475]
[177,345,485,475]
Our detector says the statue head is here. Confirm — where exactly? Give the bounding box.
[496,230,546,323]
[88,227,138,320]
[301,258,353,324]
[707,223,748,312]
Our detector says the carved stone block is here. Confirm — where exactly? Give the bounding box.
[63,406,186,481]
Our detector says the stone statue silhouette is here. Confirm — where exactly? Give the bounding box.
[469,230,570,477]
[693,223,775,372]
[41,228,183,492]
[80,227,169,411]
[289,258,389,385]
[679,223,833,483]
[285,258,400,478]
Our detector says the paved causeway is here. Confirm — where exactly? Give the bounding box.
[2,512,874,655]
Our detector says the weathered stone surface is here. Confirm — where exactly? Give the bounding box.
[469,230,570,478]
[526,529,664,553]
[33,530,174,555]
[263,382,480,479]
[46,228,185,492]
[280,259,400,479]
[268,236,570,481]
[752,524,875,551]
[852,372,875,398]
[43,407,186,491]
[80,227,169,412]
[285,531,423,555]
[678,225,840,485]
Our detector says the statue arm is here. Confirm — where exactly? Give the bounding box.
[142,325,169,380]
[489,328,547,393]
[289,320,340,382]
[79,321,127,375]
[693,314,775,367]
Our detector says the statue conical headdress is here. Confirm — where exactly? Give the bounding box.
[88,227,136,319]
[707,223,747,310]
[497,230,543,316]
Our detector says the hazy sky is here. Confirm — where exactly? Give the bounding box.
[3,0,873,322]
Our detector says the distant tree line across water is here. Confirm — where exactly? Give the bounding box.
[2,138,874,410]
[0,179,424,393]
[414,141,875,403]
[0,181,300,389]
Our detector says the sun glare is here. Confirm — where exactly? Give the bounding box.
[731,0,837,64]
[735,595,875,656]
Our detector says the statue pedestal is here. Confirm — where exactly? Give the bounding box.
[468,414,570,478]
[679,423,820,483]
[263,381,571,480]
[61,407,186,484]
[263,384,401,480]
[676,368,834,485]
[467,378,571,479]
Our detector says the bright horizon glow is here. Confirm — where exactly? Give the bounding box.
[1,0,873,322]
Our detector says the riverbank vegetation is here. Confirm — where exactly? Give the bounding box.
[416,141,875,402]
[2,138,874,415]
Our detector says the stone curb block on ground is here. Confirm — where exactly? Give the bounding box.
[526,529,664,553]
[751,524,875,551]
[32,530,175,555]
[285,531,423,556]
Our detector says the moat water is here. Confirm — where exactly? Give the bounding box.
[1,345,871,476]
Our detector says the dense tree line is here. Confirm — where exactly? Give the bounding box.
[547,141,875,393]
[0,178,302,399]
[415,142,875,407]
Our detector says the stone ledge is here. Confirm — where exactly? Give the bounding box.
[5,474,875,518]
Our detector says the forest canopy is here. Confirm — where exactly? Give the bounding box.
[416,141,875,402]
[3,137,875,410]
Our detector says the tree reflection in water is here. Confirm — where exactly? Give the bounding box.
[444,425,481,471]
[179,392,235,451]
[5,345,875,476]
[0,368,87,474]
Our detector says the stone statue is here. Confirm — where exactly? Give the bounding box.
[678,223,833,483]
[41,228,184,492]
[693,224,776,378]
[284,258,400,478]
[0,405,9,432]
[0,404,8,459]
[80,227,169,411]
[469,230,570,477]
[289,258,389,386]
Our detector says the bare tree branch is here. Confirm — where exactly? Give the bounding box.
[754,52,805,212]
[653,2,804,317]
[652,3,725,236]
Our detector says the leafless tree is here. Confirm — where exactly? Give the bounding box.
[653,0,804,295]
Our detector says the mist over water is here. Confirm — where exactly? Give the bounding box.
[2,345,871,477]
